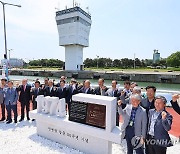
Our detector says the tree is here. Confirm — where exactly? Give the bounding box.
[158,58,167,68]
[141,59,147,67]
[167,51,180,67]
[29,59,64,67]
[121,58,134,68]
[135,58,142,67]
[84,58,96,67]
[144,59,153,66]
[113,59,121,67]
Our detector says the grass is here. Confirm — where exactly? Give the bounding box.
[13,66,180,72]
[13,66,62,71]
[84,67,180,72]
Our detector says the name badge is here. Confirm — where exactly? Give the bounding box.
[129,121,133,126]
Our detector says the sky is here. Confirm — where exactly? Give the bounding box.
[0,0,180,62]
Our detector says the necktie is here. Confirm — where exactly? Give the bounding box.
[36,88,39,95]
[9,88,12,94]
[112,90,114,97]
[23,85,26,91]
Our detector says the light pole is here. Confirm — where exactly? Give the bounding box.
[0,1,21,59]
[134,53,136,69]
[96,55,99,69]
[8,48,13,60]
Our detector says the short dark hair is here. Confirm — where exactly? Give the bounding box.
[145,86,156,92]
[1,78,7,81]
[60,80,66,84]
[71,78,77,83]
[131,82,138,86]
[99,78,104,82]
[124,81,131,85]
[8,80,13,84]
[44,77,49,81]
[35,81,40,85]
[112,80,117,84]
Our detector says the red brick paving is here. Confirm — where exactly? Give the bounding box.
[0,101,33,120]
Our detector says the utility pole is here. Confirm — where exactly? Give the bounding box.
[134,53,136,69]
[8,49,13,60]
[73,0,75,7]
[0,1,21,80]
[96,55,99,69]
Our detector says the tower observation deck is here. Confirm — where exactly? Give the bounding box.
[56,6,92,71]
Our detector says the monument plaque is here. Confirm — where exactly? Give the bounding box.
[86,103,106,129]
[69,101,106,129]
[69,101,88,124]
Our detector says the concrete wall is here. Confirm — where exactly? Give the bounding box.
[7,70,180,84]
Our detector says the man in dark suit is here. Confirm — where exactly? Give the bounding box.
[67,78,79,103]
[66,78,79,113]
[141,86,156,114]
[170,94,180,115]
[78,80,94,94]
[18,79,32,121]
[123,81,132,97]
[4,81,18,124]
[43,80,56,97]
[94,78,108,96]
[0,78,7,121]
[31,81,43,110]
[105,80,120,126]
[147,96,173,154]
[56,80,69,102]
[55,76,67,87]
[41,77,49,89]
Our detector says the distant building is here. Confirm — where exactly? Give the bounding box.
[1,58,25,68]
[153,49,160,63]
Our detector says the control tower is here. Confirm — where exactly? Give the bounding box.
[55,6,92,71]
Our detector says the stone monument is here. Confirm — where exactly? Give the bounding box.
[30,93,121,154]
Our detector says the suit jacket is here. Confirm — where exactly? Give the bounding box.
[170,100,180,115]
[94,86,108,96]
[148,109,173,147]
[78,87,94,94]
[118,104,147,140]
[18,85,31,102]
[67,84,79,103]
[31,87,43,102]
[105,88,120,111]
[55,82,60,87]
[56,87,69,102]
[4,87,18,105]
[105,88,120,98]
[0,87,4,104]
[43,86,56,97]
[141,98,155,113]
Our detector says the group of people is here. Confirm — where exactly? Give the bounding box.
[0,76,179,154]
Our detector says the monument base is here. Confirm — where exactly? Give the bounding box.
[30,110,121,154]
